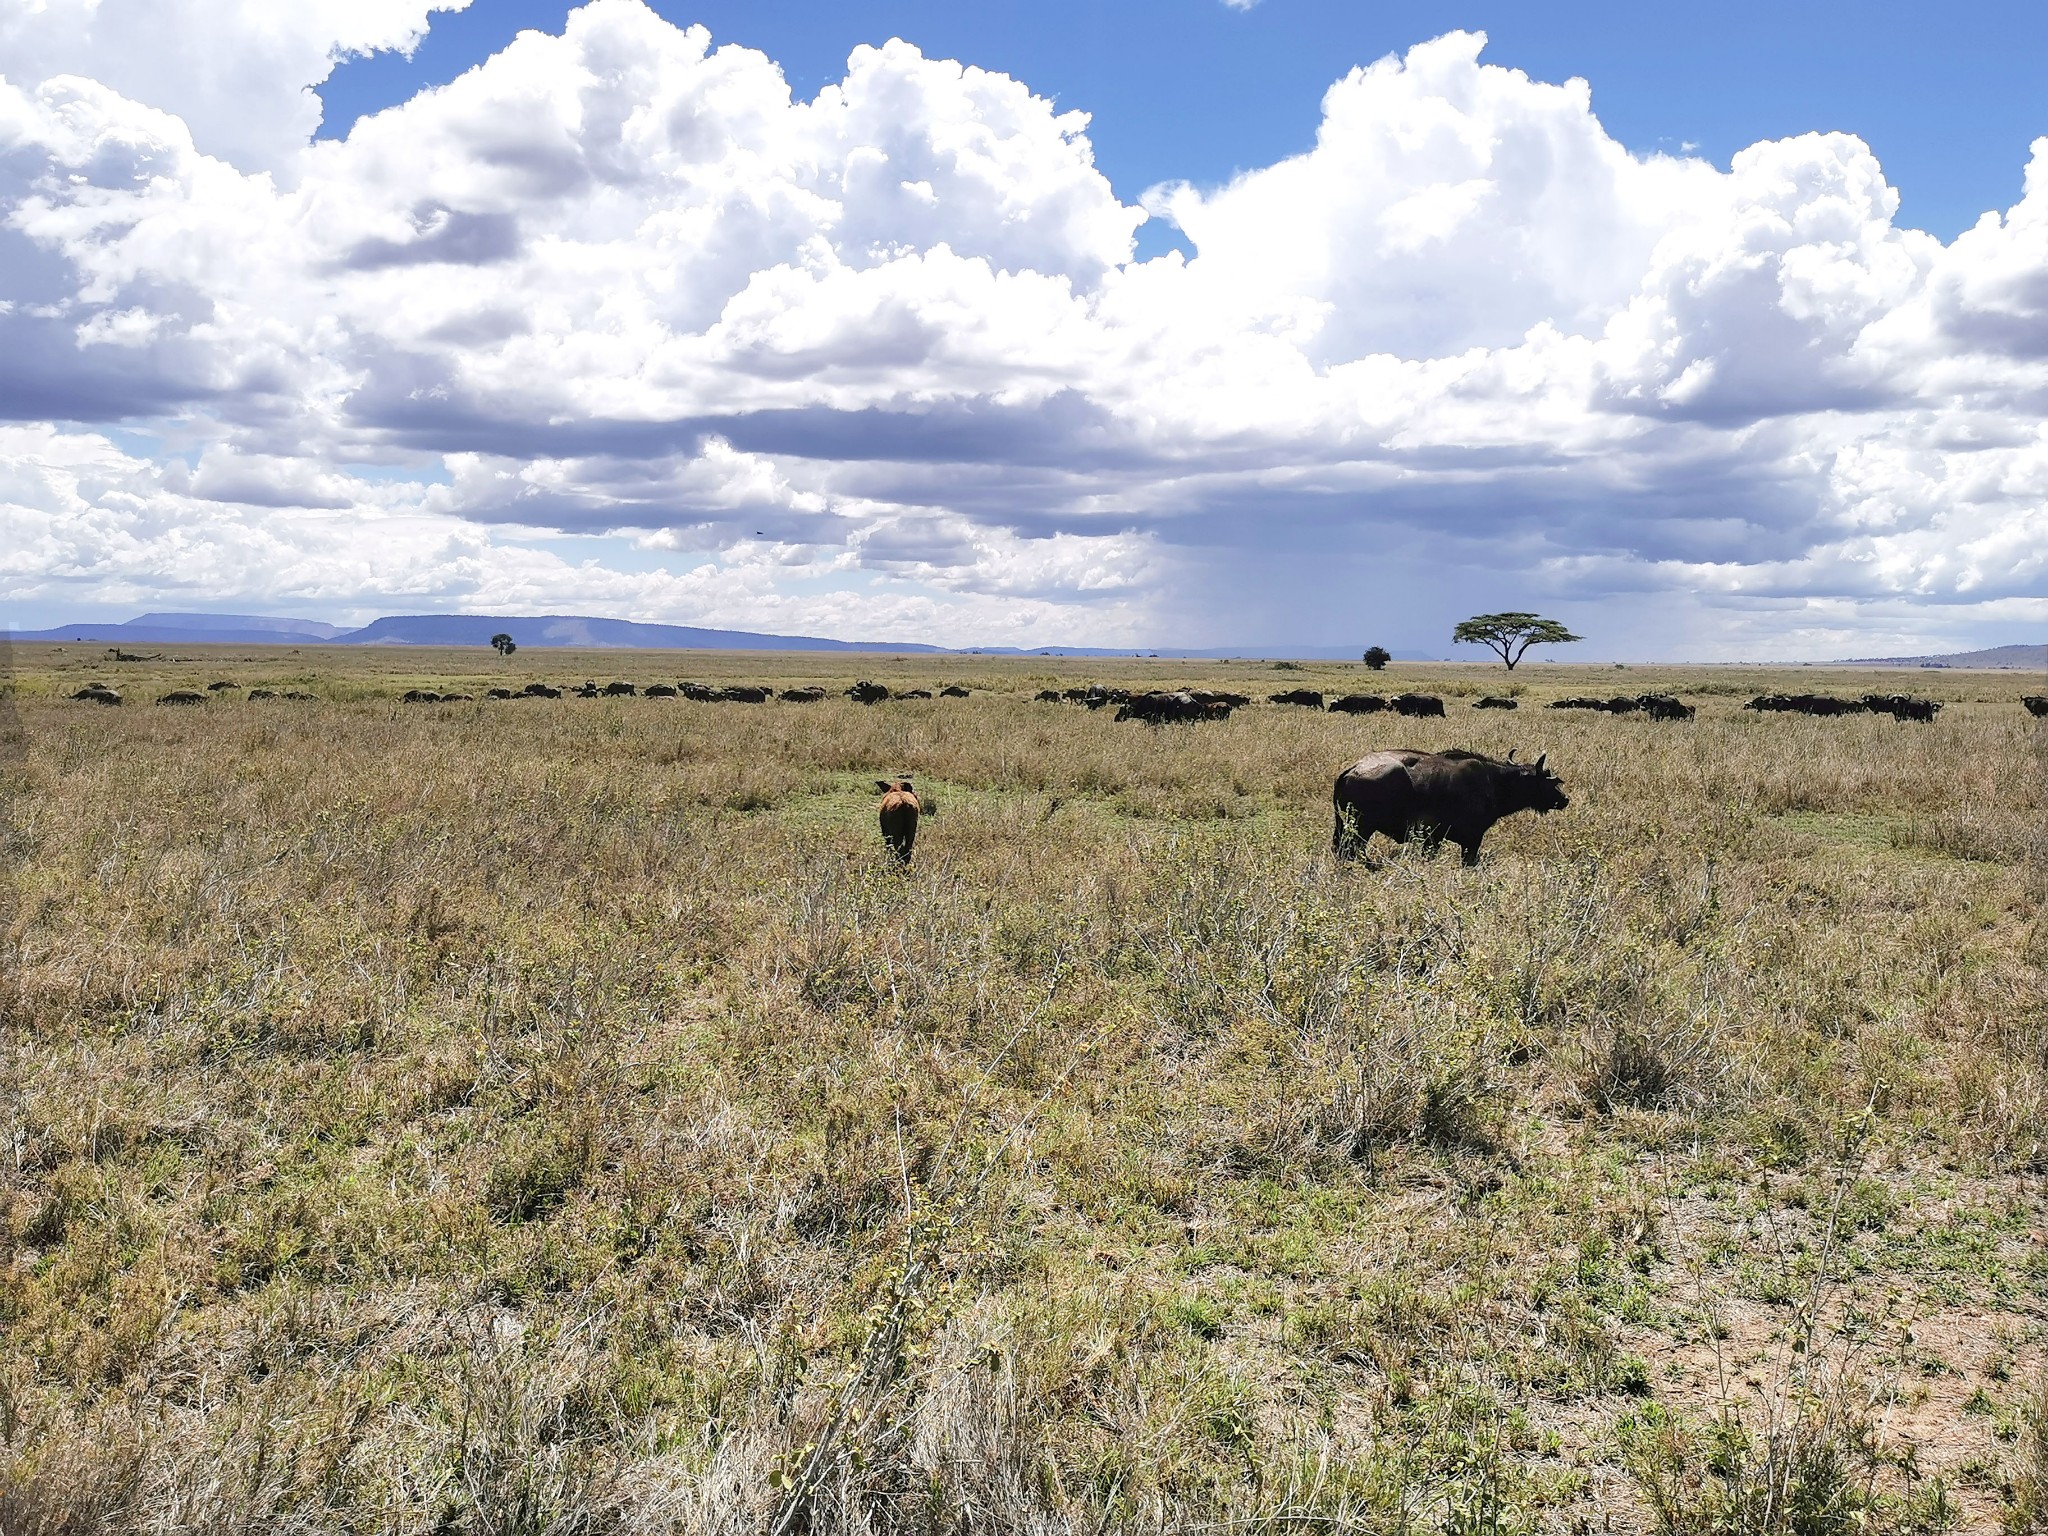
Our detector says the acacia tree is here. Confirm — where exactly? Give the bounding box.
[490,633,517,657]
[1452,612,1581,670]
[1362,646,1391,671]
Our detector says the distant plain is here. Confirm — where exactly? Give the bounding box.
[3,643,2045,1533]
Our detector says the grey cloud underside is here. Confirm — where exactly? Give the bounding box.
[339,207,523,271]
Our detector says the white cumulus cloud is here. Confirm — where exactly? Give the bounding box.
[1,2,2044,655]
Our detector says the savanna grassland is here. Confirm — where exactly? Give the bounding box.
[2,643,2046,1535]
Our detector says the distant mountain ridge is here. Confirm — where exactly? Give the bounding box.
[1836,642,2047,669]
[6,610,1429,660]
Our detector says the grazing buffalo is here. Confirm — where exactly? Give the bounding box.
[847,681,890,704]
[1551,694,1693,719]
[1391,694,1446,718]
[876,779,923,864]
[940,685,970,698]
[1859,694,1941,722]
[522,683,562,699]
[401,689,443,703]
[717,686,774,703]
[70,685,122,705]
[1333,748,1569,866]
[206,681,239,692]
[643,683,678,698]
[1328,694,1390,715]
[248,689,277,701]
[486,688,515,700]
[2025,696,2048,717]
[156,690,206,706]
[1474,696,1519,710]
[1116,690,1230,723]
[1034,689,1062,702]
[899,688,934,699]
[283,691,318,701]
[781,686,827,703]
[1270,689,1325,708]
[602,681,637,697]
[1746,694,1863,716]
[1636,694,1695,721]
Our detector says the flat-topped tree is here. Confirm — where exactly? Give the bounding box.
[490,633,517,657]
[1453,612,1581,670]
[1362,646,1391,671]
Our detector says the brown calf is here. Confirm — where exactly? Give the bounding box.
[875,779,923,864]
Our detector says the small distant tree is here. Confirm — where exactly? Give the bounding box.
[1452,612,1581,670]
[1362,646,1391,671]
[490,633,517,657]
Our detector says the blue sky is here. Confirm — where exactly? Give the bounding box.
[2,0,2045,656]
[321,0,2048,243]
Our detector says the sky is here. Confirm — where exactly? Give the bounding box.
[2,0,2046,658]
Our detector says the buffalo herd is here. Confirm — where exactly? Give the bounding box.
[1549,694,1696,720]
[1747,693,1942,722]
[70,681,2021,728]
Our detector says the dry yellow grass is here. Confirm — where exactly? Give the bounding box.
[2,642,2045,1533]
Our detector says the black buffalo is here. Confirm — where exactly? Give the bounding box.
[1860,694,1941,722]
[644,683,679,698]
[781,686,827,703]
[1269,689,1324,708]
[1746,694,1864,717]
[1034,689,1063,702]
[1391,694,1446,718]
[522,683,562,698]
[1636,694,1695,720]
[2025,696,2048,717]
[847,681,890,704]
[71,685,122,705]
[1333,748,1568,866]
[157,690,207,706]
[486,688,516,700]
[1116,690,1230,723]
[940,686,970,697]
[1327,694,1390,715]
[1473,696,1518,710]
[401,689,443,703]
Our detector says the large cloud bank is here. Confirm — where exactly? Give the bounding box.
[2,0,2045,652]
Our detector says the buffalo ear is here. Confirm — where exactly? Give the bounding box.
[875,780,893,793]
